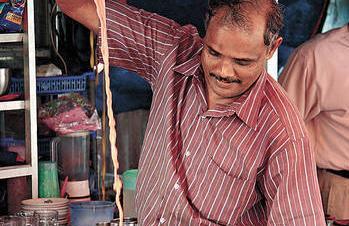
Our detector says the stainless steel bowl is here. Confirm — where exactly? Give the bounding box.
[0,68,11,95]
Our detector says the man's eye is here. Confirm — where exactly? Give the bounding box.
[235,60,251,66]
[208,49,220,57]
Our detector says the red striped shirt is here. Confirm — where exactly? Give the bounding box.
[99,1,326,225]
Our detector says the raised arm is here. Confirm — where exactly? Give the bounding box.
[56,0,100,33]
[57,0,199,86]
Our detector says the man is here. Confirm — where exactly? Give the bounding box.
[279,23,349,223]
[57,0,325,225]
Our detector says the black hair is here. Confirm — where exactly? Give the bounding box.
[207,0,283,46]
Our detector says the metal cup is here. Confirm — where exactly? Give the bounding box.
[0,68,11,95]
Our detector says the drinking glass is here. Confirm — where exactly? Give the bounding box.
[38,161,60,198]
[16,210,37,226]
[0,215,23,226]
[33,210,58,226]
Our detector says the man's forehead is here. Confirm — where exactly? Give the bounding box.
[209,6,266,35]
[204,21,266,59]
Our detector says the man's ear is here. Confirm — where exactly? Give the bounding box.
[266,36,283,60]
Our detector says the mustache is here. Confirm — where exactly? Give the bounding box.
[209,73,241,84]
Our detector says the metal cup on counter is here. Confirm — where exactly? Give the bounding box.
[0,68,11,96]
[96,217,138,226]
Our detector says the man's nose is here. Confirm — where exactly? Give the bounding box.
[218,58,234,77]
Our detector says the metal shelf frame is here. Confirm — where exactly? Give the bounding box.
[0,101,25,111]
[0,165,34,180]
[0,0,38,198]
[0,33,24,43]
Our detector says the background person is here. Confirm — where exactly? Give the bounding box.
[279,23,349,223]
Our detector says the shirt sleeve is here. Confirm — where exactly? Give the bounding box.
[278,49,320,122]
[259,138,326,225]
[97,0,184,85]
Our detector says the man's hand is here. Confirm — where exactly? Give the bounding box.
[56,0,100,33]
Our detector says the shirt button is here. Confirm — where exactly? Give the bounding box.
[159,217,166,224]
[174,183,180,190]
[201,115,206,119]
[184,151,191,157]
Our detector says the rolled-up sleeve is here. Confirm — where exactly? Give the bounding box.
[260,138,325,225]
[97,0,181,84]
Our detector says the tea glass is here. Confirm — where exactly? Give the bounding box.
[33,210,58,226]
[16,210,37,226]
[0,215,23,226]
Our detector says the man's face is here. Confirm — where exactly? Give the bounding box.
[201,7,279,106]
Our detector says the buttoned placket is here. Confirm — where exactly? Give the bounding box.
[159,217,166,224]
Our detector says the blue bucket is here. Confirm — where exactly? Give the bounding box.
[70,201,115,226]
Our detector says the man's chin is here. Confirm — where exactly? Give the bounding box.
[214,90,243,101]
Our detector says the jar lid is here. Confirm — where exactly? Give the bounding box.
[110,217,138,226]
[21,198,69,207]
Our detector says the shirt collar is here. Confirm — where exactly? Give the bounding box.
[234,70,267,130]
[204,71,266,130]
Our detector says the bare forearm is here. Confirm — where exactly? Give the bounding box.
[56,0,99,33]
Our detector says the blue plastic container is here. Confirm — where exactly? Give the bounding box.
[9,71,94,95]
[0,137,52,156]
[70,201,115,226]
[0,137,25,147]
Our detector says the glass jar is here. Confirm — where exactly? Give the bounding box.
[16,210,37,226]
[0,215,24,226]
[33,210,59,226]
[110,217,138,226]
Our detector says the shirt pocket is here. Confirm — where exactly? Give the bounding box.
[195,149,255,224]
[208,148,251,181]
